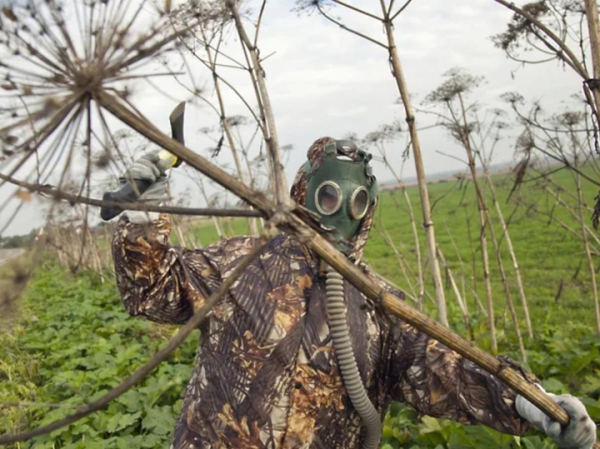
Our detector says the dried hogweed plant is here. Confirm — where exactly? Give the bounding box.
[0,2,593,446]
[0,0,202,318]
[0,0,193,205]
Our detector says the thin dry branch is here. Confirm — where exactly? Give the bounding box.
[315,4,387,49]
[0,237,268,444]
[381,11,448,326]
[0,173,262,218]
[493,0,600,123]
[226,0,290,206]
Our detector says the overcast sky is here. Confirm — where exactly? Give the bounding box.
[0,0,586,236]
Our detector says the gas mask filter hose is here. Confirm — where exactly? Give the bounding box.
[325,264,381,449]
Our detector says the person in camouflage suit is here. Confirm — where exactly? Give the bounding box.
[111,137,596,448]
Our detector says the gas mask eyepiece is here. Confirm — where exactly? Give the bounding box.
[315,183,370,220]
[315,181,343,216]
[349,186,369,219]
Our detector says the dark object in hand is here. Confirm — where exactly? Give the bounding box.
[100,179,152,221]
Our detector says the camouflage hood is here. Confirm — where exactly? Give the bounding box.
[290,136,377,263]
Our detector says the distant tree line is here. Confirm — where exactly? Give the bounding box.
[0,230,37,249]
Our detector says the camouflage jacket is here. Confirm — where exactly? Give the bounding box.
[112,215,534,449]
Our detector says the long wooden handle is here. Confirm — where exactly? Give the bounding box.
[306,233,600,448]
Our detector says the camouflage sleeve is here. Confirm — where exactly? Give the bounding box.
[380,289,536,436]
[111,214,256,324]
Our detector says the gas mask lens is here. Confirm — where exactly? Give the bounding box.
[350,187,369,219]
[316,182,342,215]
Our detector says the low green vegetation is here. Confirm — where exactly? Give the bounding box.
[0,265,197,449]
[1,167,600,448]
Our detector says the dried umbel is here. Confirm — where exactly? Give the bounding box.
[0,0,204,235]
[492,1,550,52]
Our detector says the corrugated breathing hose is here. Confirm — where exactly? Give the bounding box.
[325,264,381,449]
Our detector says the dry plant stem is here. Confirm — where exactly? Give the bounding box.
[379,226,419,300]
[453,95,525,359]
[450,98,496,352]
[187,171,225,237]
[200,27,258,235]
[0,96,80,191]
[487,174,532,339]
[486,215,527,362]
[470,285,489,318]
[544,184,600,249]
[382,17,447,326]
[376,223,436,307]
[444,220,473,315]
[0,239,268,445]
[436,245,471,331]
[476,158,533,339]
[584,0,600,96]
[96,91,600,447]
[493,0,600,121]
[477,204,497,353]
[226,0,289,207]
[574,169,600,333]
[0,173,261,219]
[377,145,425,309]
[400,184,425,309]
[492,0,586,76]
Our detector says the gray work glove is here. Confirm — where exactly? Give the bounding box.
[121,150,173,183]
[516,385,597,449]
[120,150,172,224]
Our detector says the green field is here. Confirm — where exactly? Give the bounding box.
[369,170,600,338]
[1,167,600,448]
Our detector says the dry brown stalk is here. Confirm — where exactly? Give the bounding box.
[486,175,533,340]
[226,0,289,207]
[576,178,600,334]
[493,0,600,123]
[378,225,419,301]
[371,138,426,310]
[196,25,259,235]
[300,0,447,325]
[381,16,447,326]
[544,183,600,250]
[475,146,533,339]
[436,245,471,332]
[458,92,526,359]
[447,96,497,352]
[0,172,261,219]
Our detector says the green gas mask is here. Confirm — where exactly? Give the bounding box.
[304,140,378,253]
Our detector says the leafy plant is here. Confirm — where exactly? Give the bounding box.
[0,263,197,448]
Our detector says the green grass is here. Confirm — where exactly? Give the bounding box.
[365,169,600,342]
[2,167,600,448]
[0,263,198,449]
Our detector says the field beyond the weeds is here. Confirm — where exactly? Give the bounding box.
[1,168,600,448]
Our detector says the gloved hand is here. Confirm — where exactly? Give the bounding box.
[516,386,597,449]
[119,150,172,224]
[122,150,174,183]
